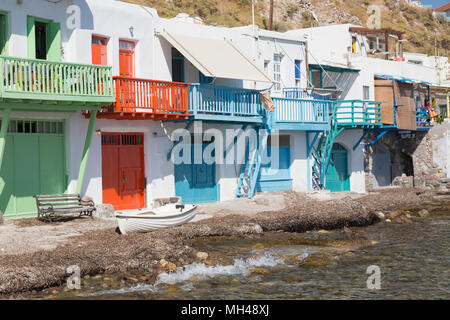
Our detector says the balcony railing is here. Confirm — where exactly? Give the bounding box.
[333,100,382,128]
[189,83,264,121]
[415,106,432,129]
[0,56,114,104]
[269,97,332,130]
[283,88,333,101]
[106,77,189,118]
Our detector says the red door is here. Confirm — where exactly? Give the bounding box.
[119,40,135,77]
[101,133,145,210]
[92,36,108,65]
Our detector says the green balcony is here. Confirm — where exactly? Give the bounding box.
[0,56,114,108]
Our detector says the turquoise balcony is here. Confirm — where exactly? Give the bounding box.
[268,97,332,131]
[188,83,264,123]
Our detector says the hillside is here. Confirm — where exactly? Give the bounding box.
[121,0,449,56]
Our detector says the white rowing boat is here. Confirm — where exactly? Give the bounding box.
[115,203,197,234]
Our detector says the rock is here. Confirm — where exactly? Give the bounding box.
[92,204,115,219]
[374,212,385,220]
[0,210,3,225]
[301,256,328,267]
[248,267,269,275]
[343,252,354,257]
[253,224,263,234]
[389,210,403,218]
[251,243,265,251]
[159,259,168,268]
[418,209,430,218]
[167,262,177,271]
[386,219,392,223]
[196,251,209,260]
[166,262,177,271]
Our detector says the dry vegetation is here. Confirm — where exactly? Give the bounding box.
[121,0,449,56]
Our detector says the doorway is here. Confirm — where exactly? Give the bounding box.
[101,133,145,210]
[325,143,350,192]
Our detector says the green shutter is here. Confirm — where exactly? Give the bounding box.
[47,22,61,61]
[27,16,36,59]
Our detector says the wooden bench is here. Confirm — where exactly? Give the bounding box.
[34,194,96,221]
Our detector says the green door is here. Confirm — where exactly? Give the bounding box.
[325,144,350,192]
[0,120,66,218]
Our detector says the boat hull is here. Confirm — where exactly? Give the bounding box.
[115,204,197,234]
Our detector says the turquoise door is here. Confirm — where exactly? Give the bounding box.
[325,144,350,192]
[256,135,292,192]
[174,140,218,203]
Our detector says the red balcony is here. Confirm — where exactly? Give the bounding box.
[98,76,189,120]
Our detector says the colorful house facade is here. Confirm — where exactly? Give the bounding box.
[1,0,440,219]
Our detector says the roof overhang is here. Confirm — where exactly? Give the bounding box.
[158,30,273,83]
[374,74,433,86]
[310,63,360,73]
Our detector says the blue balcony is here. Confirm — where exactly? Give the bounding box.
[416,107,432,131]
[268,97,332,131]
[188,83,264,123]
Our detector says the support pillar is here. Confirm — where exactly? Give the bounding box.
[76,110,98,195]
[0,108,12,168]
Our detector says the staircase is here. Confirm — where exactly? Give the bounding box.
[236,126,270,198]
[310,106,345,190]
[311,132,327,190]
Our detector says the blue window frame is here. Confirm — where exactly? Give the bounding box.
[294,60,301,79]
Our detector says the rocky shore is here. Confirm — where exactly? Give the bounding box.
[1,188,449,296]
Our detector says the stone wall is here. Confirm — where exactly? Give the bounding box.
[364,126,448,191]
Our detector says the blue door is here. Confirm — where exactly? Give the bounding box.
[325,144,350,192]
[174,139,218,203]
[256,135,292,192]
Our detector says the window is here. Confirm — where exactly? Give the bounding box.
[27,16,61,61]
[273,54,282,92]
[172,48,185,82]
[294,59,301,88]
[119,39,135,77]
[363,86,370,100]
[264,60,270,73]
[0,12,8,55]
[35,22,47,59]
[92,36,108,65]
[352,36,357,54]
[311,69,321,88]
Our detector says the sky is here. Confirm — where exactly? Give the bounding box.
[419,0,449,8]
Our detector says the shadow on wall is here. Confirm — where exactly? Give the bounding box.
[322,71,359,99]
[365,131,428,189]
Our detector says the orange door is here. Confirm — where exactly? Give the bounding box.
[119,40,136,112]
[119,40,135,77]
[101,133,145,210]
[92,36,108,65]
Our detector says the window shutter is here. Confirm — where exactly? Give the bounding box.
[27,16,36,59]
[47,22,61,61]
